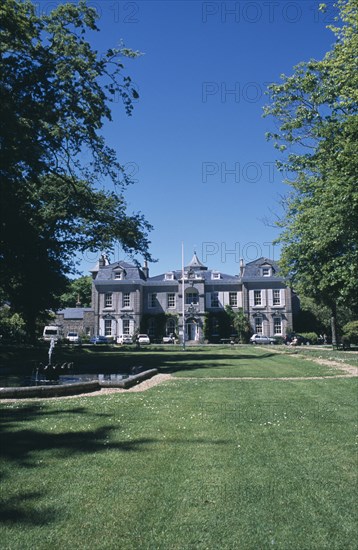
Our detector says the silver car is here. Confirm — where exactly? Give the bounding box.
[117,334,133,345]
[66,331,81,344]
[250,334,276,345]
[137,334,150,344]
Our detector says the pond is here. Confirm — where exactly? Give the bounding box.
[0,373,131,388]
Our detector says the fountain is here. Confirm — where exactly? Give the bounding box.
[48,337,55,365]
[29,338,75,385]
[0,339,158,398]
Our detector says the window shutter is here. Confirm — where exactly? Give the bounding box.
[268,290,273,307]
[249,290,254,307]
[261,290,266,307]
[280,289,285,306]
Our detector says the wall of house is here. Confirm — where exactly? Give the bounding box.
[90,258,294,341]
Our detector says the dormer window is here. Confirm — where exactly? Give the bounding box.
[113,268,126,280]
[165,272,174,281]
[262,267,271,277]
[212,272,221,280]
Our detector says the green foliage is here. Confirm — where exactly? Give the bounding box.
[225,306,251,343]
[203,311,233,342]
[342,320,358,344]
[294,295,354,337]
[0,306,26,342]
[293,296,332,334]
[300,332,319,345]
[140,313,178,341]
[0,0,152,338]
[264,0,358,316]
[60,276,92,308]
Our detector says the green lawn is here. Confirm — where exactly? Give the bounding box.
[1,348,357,549]
[0,344,351,378]
[280,345,358,368]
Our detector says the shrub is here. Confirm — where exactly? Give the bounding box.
[300,332,319,344]
[342,321,358,345]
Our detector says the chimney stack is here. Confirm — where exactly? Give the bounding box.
[142,260,149,279]
[240,258,245,277]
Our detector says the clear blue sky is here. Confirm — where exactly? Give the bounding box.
[62,0,337,277]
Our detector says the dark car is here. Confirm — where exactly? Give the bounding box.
[90,335,109,344]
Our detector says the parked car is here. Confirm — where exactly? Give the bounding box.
[250,334,277,345]
[90,335,109,344]
[162,334,175,344]
[66,331,81,344]
[137,334,150,344]
[117,334,133,345]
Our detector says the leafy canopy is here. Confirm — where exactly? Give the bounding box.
[264,0,358,315]
[0,0,152,337]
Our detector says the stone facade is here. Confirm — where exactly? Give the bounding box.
[54,307,95,338]
[90,253,294,343]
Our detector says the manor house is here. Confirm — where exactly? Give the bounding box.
[87,253,294,342]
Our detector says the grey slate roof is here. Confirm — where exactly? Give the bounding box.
[242,257,282,281]
[57,308,93,320]
[92,257,281,285]
[94,261,146,282]
[185,252,208,270]
[148,269,239,283]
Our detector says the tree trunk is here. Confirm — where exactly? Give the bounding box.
[331,304,337,348]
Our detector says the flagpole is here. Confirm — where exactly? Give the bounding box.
[182,242,185,351]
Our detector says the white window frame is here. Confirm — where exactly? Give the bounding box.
[122,319,130,335]
[122,292,130,308]
[255,318,263,334]
[105,293,113,308]
[254,290,262,306]
[167,293,176,308]
[104,319,112,336]
[229,292,238,307]
[273,289,281,306]
[262,267,270,277]
[273,317,282,335]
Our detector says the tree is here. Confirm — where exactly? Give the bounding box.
[342,321,358,345]
[0,305,26,342]
[0,0,152,339]
[60,275,92,308]
[264,0,358,344]
[225,306,252,343]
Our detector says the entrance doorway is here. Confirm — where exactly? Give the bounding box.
[186,320,197,341]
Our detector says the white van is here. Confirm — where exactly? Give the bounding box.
[43,325,63,341]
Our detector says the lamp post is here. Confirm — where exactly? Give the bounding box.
[182,243,185,351]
